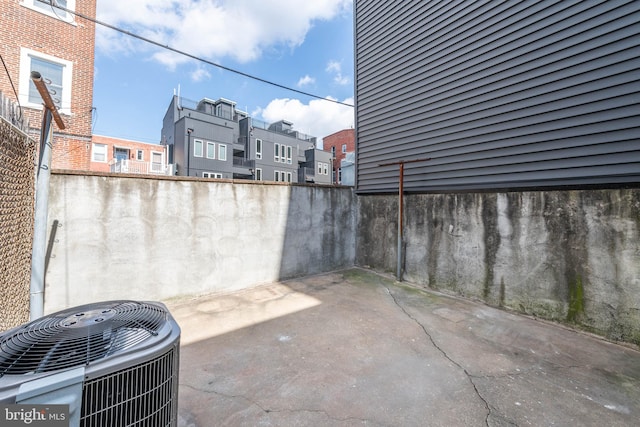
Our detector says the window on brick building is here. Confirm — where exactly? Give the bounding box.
[19,48,73,114]
[136,150,144,161]
[92,144,107,163]
[331,146,336,156]
[342,144,347,153]
[24,0,76,22]
[151,152,164,172]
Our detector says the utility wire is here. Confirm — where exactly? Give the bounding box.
[47,1,355,108]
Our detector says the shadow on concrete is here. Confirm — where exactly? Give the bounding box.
[167,269,640,427]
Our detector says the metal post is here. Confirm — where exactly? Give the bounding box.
[29,71,65,320]
[30,109,53,320]
[187,128,193,177]
[397,162,404,280]
[380,157,431,282]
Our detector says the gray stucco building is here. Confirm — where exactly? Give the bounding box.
[161,96,332,184]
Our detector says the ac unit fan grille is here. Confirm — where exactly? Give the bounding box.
[80,346,178,427]
[0,301,167,376]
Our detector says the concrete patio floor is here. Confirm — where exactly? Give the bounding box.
[167,268,640,427]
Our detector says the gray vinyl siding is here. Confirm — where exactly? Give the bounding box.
[354,0,640,193]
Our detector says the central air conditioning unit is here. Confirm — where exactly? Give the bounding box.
[0,301,180,427]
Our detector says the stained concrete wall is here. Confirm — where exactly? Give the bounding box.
[357,189,640,345]
[45,172,355,313]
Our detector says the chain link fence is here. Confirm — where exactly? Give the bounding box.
[0,92,35,331]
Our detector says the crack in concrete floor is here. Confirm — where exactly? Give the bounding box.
[380,282,492,427]
[181,383,385,426]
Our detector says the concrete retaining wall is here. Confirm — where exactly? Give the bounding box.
[357,189,640,345]
[45,173,639,345]
[45,173,355,313]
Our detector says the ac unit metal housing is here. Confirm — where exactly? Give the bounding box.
[0,300,180,427]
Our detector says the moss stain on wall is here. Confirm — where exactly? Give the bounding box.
[567,275,585,322]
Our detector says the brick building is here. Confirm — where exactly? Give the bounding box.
[90,134,169,175]
[0,0,96,170]
[322,128,354,184]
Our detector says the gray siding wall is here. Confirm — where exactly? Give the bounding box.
[252,128,304,182]
[355,0,640,193]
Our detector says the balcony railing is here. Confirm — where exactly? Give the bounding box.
[299,166,316,183]
[233,157,255,169]
[110,159,172,175]
[251,118,316,144]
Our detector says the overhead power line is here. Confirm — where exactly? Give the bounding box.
[47,1,354,108]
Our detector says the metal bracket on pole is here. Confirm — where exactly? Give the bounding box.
[379,157,431,282]
[29,71,66,321]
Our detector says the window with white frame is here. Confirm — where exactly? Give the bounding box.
[92,143,107,162]
[317,162,322,174]
[255,168,262,181]
[256,139,262,159]
[203,172,222,178]
[136,150,144,161]
[274,143,280,162]
[194,139,203,157]
[338,167,342,184]
[286,146,292,164]
[286,172,292,182]
[323,163,329,175]
[151,152,163,172]
[218,144,227,161]
[331,146,336,156]
[275,170,280,181]
[23,0,76,22]
[342,144,347,153]
[281,146,287,163]
[206,141,215,159]
[19,48,73,114]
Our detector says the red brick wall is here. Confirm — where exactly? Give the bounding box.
[0,0,96,170]
[90,135,167,173]
[323,129,355,184]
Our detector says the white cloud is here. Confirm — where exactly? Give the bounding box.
[333,74,350,85]
[326,60,341,73]
[190,67,212,82]
[297,75,316,87]
[325,59,350,85]
[96,0,353,67]
[258,97,354,147]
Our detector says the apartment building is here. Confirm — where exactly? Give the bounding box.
[0,0,96,170]
[323,128,355,185]
[161,95,332,184]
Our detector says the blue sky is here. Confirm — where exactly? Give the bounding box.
[92,0,354,147]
